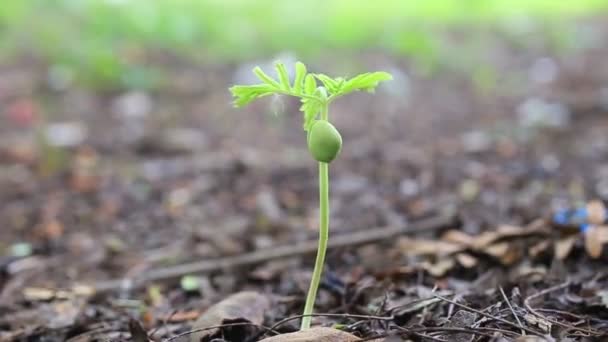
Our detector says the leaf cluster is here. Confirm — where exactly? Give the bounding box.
[230,61,392,131]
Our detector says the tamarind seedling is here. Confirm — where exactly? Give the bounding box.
[230,61,391,330]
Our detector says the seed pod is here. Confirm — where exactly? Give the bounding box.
[307,120,342,163]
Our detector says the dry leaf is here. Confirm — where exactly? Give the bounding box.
[455,253,478,268]
[484,242,521,265]
[397,237,464,256]
[472,225,528,249]
[23,287,55,301]
[554,235,577,260]
[585,226,608,259]
[586,200,606,225]
[529,240,551,259]
[421,258,455,277]
[523,313,552,333]
[190,291,270,342]
[516,336,555,342]
[259,327,360,342]
[441,230,475,245]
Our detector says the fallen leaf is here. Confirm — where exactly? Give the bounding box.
[554,236,577,260]
[190,291,270,342]
[23,287,55,301]
[168,310,201,323]
[523,313,552,333]
[259,327,360,342]
[473,225,528,249]
[397,237,464,256]
[455,253,478,268]
[586,200,606,225]
[128,319,149,342]
[441,230,475,245]
[515,335,556,341]
[484,242,521,265]
[529,240,551,259]
[585,226,608,259]
[421,258,455,277]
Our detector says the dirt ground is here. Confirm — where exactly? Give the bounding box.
[1,19,608,342]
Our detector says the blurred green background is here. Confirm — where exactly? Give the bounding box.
[1,0,607,90]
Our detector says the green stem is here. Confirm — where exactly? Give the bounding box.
[301,105,330,330]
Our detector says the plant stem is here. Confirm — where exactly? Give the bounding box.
[301,161,329,330]
[301,105,330,330]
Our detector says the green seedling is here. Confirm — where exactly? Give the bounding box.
[230,61,391,330]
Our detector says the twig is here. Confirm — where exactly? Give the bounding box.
[500,286,525,335]
[433,294,541,336]
[93,214,455,292]
[523,281,601,336]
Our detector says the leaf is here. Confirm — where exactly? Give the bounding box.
[301,98,321,131]
[585,225,608,258]
[253,66,281,88]
[128,319,149,342]
[586,200,606,225]
[554,235,577,260]
[293,62,307,93]
[304,74,316,95]
[339,72,393,95]
[180,275,200,292]
[190,291,270,342]
[229,84,275,107]
[314,73,341,94]
[259,327,361,342]
[275,61,291,91]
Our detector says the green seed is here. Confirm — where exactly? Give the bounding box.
[307,120,342,163]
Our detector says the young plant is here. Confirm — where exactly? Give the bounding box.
[230,61,392,330]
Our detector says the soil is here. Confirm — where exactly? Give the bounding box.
[1,19,608,342]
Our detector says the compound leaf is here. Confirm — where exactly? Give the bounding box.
[293,62,307,94]
[275,62,291,91]
[229,84,275,107]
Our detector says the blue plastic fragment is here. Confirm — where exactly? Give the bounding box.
[552,203,608,232]
[553,210,570,225]
[572,207,588,222]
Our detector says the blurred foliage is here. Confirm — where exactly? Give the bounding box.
[1,0,607,89]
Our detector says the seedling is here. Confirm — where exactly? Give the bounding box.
[230,61,392,329]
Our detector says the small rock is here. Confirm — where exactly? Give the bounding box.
[517,98,570,129]
[399,178,420,197]
[529,57,558,84]
[112,91,152,120]
[459,179,480,202]
[462,130,492,153]
[256,188,282,222]
[45,122,87,147]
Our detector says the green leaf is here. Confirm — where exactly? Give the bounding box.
[253,66,281,88]
[293,62,307,93]
[339,72,393,95]
[304,74,316,95]
[229,84,275,107]
[301,98,321,131]
[180,275,200,292]
[314,73,341,94]
[275,61,291,91]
